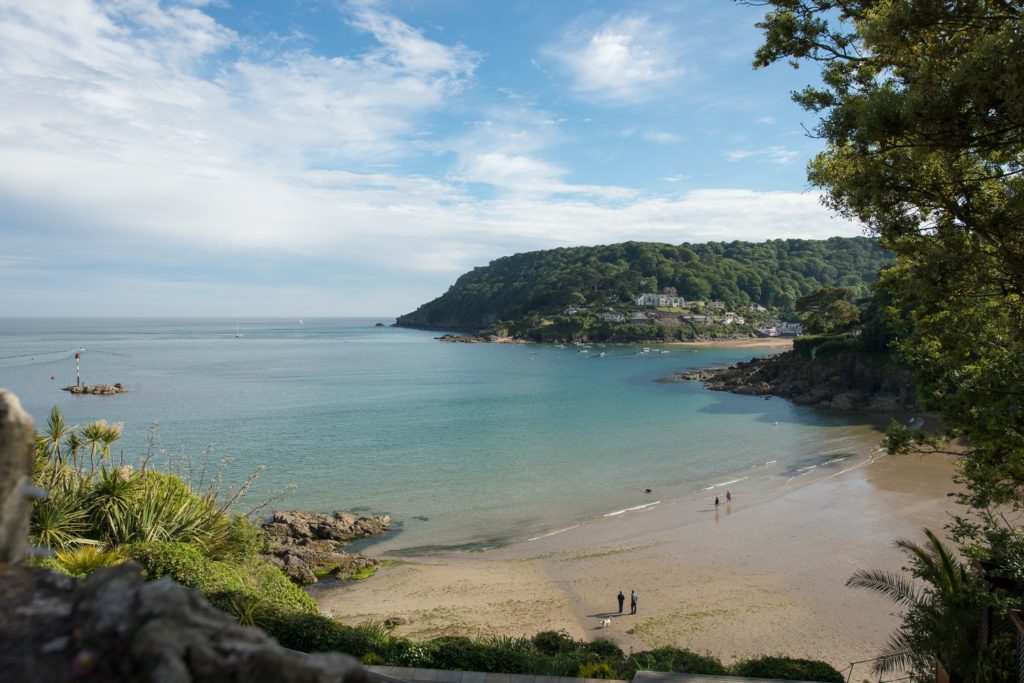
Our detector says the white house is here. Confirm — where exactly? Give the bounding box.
[779,322,803,336]
[685,315,711,325]
[635,293,687,308]
[756,323,780,337]
[721,314,746,325]
[707,301,725,311]
[749,303,768,313]
[564,306,587,315]
[600,312,625,323]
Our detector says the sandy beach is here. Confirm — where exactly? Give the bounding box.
[664,338,794,350]
[312,448,959,672]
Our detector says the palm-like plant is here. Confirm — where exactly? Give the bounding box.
[29,492,94,552]
[41,406,71,487]
[54,545,128,577]
[89,466,141,543]
[80,420,106,478]
[99,421,123,466]
[847,528,983,680]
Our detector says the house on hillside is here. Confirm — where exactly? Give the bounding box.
[685,315,711,325]
[749,303,768,313]
[756,323,780,336]
[635,293,687,308]
[600,312,625,323]
[564,306,587,315]
[707,301,725,311]
[779,322,803,336]
[628,311,652,325]
[721,314,746,325]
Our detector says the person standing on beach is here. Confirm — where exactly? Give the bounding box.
[630,590,638,614]
[714,496,720,508]
[725,490,732,503]
[617,590,625,613]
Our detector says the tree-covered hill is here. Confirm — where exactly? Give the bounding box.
[396,237,891,331]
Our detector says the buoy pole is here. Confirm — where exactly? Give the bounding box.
[75,351,80,387]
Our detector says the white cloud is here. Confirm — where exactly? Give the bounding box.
[642,131,683,144]
[726,146,801,166]
[348,1,479,79]
[0,1,863,316]
[547,15,683,104]
[756,116,776,125]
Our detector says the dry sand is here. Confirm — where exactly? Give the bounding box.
[664,338,794,350]
[314,450,959,671]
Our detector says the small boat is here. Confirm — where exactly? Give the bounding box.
[299,318,304,325]
[642,347,651,353]
[599,352,606,358]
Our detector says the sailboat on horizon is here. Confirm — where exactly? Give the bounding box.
[235,323,241,338]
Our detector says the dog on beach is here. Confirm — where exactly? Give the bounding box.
[599,618,611,629]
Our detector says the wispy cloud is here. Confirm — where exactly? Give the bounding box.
[546,15,683,104]
[726,146,801,166]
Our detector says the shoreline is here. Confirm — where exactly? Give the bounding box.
[312,447,959,669]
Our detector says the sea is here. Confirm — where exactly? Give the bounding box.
[0,318,893,555]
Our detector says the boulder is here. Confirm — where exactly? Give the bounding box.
[0,562,369,682]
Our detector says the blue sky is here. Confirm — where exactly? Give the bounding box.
[0,0,862,317]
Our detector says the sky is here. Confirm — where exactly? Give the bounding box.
[0,0,865,317]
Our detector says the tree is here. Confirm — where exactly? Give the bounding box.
[847,529,998,681]
[795,287,859,333]
[749,0,1024,510]
[749,1,1024,673]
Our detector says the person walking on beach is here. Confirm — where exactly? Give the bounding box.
[617,590,625,613]
[630,590,638,614]
[714,495,720,508]
[725,490,732,503]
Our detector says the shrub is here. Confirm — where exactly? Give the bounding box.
[476,635,536,673]
[425,636,489,670]
[577,661,618,680]
[585,638,624,661]
[731,656,844,683]
[129,540,317,615]
[622,646,727,678]
[361,652,385,666]
[54,546,128,577]
[531,630,578,656]
[263,610,369,655]
[208,515,266,560]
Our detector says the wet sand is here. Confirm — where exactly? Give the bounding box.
[313,451,958,670]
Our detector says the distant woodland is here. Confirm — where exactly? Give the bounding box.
[397,237,891,331]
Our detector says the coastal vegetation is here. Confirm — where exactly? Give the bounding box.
[752,0,1024,679]
[396,237,891,339]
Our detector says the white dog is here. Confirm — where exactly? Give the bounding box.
[599,618,611,629]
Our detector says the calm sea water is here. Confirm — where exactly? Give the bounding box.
[0,318,887,554]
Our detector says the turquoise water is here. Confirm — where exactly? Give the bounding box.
[0,318,885,553]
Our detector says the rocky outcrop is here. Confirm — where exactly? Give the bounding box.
[62,383,126,395]
[262,511,391,585]
[0,562,369,683]
[435,334,527,344]
[0,389,36,563]
[675,349,918,413]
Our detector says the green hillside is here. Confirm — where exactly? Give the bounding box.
[396,237,891,334]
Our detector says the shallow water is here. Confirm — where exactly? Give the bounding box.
[0,318,892,553]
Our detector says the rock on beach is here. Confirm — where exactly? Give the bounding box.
[262,510,391,585]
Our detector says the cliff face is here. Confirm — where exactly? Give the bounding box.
[680,349,918,413]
